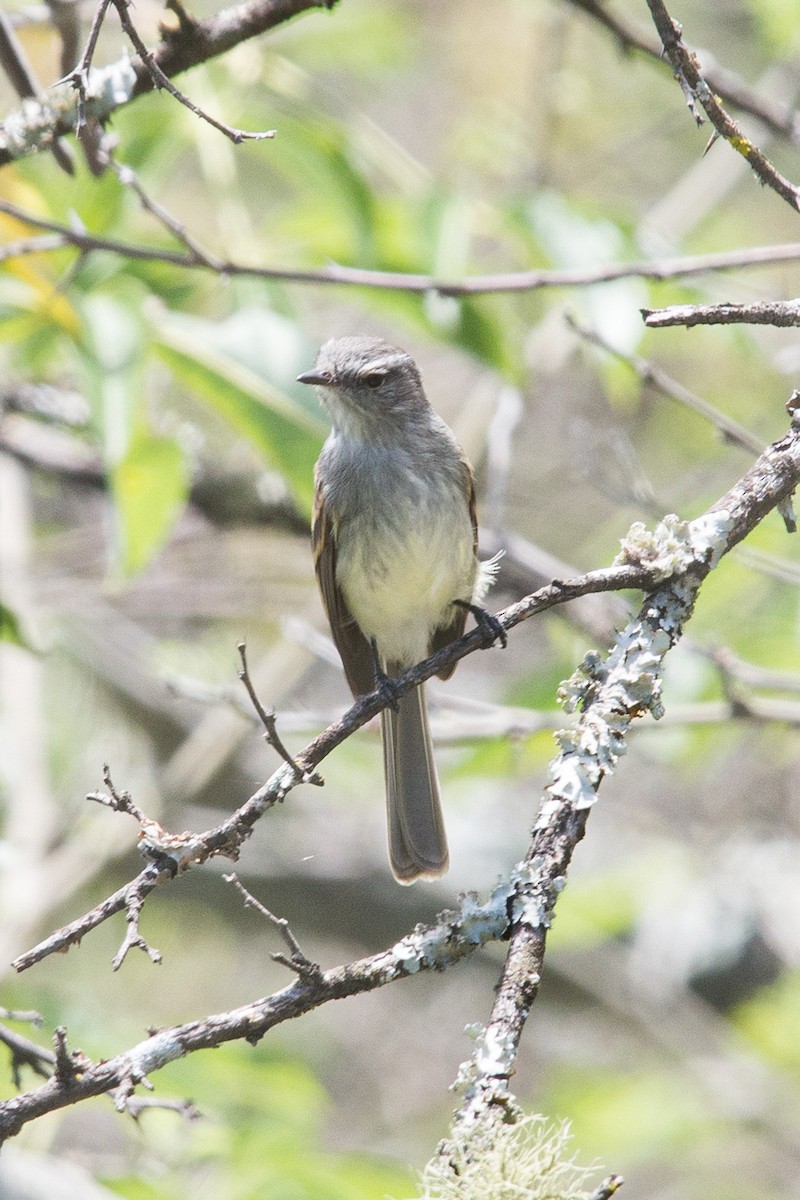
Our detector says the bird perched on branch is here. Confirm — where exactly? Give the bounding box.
[299,336,503,883]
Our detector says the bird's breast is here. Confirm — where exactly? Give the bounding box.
[332,458,475,664]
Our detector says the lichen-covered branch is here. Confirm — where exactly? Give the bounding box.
[0,886,512,1143]
[0,0,334,167]
[447,401,800,1136]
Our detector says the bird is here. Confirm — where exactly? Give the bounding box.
[298,335,502,882]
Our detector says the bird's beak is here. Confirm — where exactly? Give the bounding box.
[297,369,334,386]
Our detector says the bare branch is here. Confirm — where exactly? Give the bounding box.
[643,298,800,329]
[108,0,275,145]
[224,873,322,980]
[565,0,800,145]
[645,0,800,213]
[0,1024,54,1088]
[10,561,658,972]
[109,158,224,267]
[3,195,800,295]
[568,313,764,454]
[237,642,322,784]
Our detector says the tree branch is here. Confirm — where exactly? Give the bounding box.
[1,891,511,1142]
[645,0,800,213]
[567,314,764,454]
[564,0,800,145]
[0,0,334,167]
[448,398,800,1134]
[3,192,800,294]
[643,298,800,329]
[10,559,662,973]
[3,403,799,1143]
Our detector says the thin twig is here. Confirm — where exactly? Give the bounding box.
[87,763,148,821]
[60,0,113,133]
[0,1024,54,1088]
[645,0,800,213]
[3,194,800,293]
[565,0,800,144]
[224,873,322,979]
[567,313,764,454]
[0,234,68,262]
[237,642,322,784]
[110,0,275,145]
[109,158,224,266]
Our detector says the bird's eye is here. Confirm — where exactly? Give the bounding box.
[363,372,385,389]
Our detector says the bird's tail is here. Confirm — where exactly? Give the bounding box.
[381,680,448,883]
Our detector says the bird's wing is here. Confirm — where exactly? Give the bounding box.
[312,468,376,698]
[431,453,478,681]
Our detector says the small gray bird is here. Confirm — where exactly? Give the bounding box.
[298,336,497,883]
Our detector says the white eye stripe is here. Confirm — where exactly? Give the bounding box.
[354,354,405,377]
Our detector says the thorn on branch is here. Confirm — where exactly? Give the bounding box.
[777,495,797,534]
[237,642,324,786]
[110,0,276,145]
[112,1070,154,1114]
[161,0,199,40]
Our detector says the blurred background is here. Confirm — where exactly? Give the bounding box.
[1,0,800,1196]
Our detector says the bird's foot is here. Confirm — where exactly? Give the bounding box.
[370,639,402,711]
[453,600,508,649]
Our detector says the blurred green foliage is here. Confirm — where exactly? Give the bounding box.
[103,1046,415,1200]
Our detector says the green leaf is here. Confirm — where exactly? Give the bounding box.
[153,313,325,515]
[0,602,33,650]
[733,972,800,1077]
[110,435,190,577]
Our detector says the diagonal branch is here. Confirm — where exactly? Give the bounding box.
[645,0,800,213]
[10,559,662,973]
[0,891,511,1142]
[448,398,800,1135]
[564,0,800,144]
